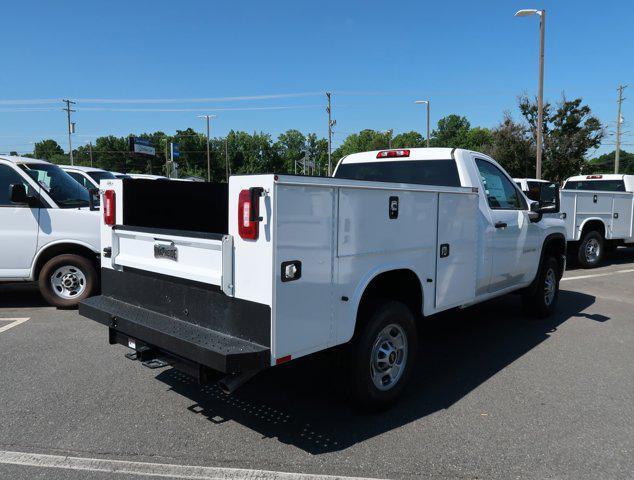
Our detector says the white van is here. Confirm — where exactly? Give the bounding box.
[60,165,117,190]
[0,156,100,307]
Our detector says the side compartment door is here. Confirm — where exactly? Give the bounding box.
[274,185,335,358]
[474,158,540,292]
[611,194,633,239]
[435,192,478,309]
[0,165,40,278]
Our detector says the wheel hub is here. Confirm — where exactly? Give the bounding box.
[370,324,408,391]
[50,265,87,299]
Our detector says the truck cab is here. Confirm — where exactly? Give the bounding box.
[0,156,100,307]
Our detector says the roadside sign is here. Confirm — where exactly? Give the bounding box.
[171,143,180,159]
[129,137,156,156]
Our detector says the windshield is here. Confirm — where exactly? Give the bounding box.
[19,163,90,208]
[87,170,116,183]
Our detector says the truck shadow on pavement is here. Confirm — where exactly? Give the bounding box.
[0,283,48,308]
[157,289,599,454]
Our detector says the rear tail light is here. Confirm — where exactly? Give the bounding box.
[238,189,260,240]
[586,175,603,179]
[103,190,116,226]
[376,149,410,159]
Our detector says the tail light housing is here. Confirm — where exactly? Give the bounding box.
[103,190,116,226]
[238,188,261,240]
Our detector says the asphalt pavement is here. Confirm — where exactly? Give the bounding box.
[0,249,632,479]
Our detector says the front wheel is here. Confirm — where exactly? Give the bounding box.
[347,301,418,411]
[577,231,604,268]
[38,254,97,308]
[522,256,560,318]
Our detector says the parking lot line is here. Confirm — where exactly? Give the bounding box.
[562,268,634,282]
[0,450,383,480]
[0,317,29,333]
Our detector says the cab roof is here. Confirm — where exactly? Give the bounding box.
[565,173,632,182]
[59,164,108,173]
[339,147,455,165]
[0,155,50,165]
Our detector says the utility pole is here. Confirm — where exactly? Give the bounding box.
[615,84,627,174]
[88,141,93,167]
[198,114,216,181]
[224,137,229,182]
[62,99,76,165]
[164,141,169,178]
[326,92,336,176]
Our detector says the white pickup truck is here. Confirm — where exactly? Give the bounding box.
[0,156,100,307]
[560,174,634,267]
[80,148,566,409]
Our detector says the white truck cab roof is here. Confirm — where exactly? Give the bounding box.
[337,147,454,166]
[563,173,634,192]
[59,164,109,173]
[0,155,50,165]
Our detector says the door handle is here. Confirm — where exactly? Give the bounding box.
[494,221,507,229]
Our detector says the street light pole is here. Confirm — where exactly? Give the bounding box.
[414,100,430,147]
[515,8,546,179]
[198,115,216,182]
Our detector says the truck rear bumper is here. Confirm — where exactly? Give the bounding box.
[79,268,271,375]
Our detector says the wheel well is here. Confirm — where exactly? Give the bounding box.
[543,235,566,276]
[580,220,605,239]
[355,269,423,335]
[33,243,99,279]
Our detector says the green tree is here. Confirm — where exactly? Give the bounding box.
[430,115,492,151]
[586,150,634,174]
[34,139,64,161]
[519,94,604,182]
[392,131,425,148]
[487,113,535,178]
[332,129,391,160]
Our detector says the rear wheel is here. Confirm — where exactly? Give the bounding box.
[577,230,604,268]
[522,256,560,318]
[347,301,418,411]
[38,254,97,308]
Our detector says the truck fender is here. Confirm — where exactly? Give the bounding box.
[576,217,606,241]
[29,240,100,281]
[525,233,566,296]
[340,265,425,345]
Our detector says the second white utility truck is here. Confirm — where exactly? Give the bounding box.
[560,174,634,267]
[80,148,566,409]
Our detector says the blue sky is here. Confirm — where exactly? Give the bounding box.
[0,0,632,157]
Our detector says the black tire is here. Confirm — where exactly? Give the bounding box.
[38,254,97,308]
[522,256,560,318]
[577,230,604,268]
[347,301,418,411]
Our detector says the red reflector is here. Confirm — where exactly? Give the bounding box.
[376,149,410,159]
[238,189,259,240]
[276,355,292,365]
[586,175,603,179]
[103,190,115,226]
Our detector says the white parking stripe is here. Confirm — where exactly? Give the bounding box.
[0,450,383,480]
[0,317,29,333]
[562,268,634,282]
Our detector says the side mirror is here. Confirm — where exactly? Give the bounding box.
[88,188,100,211]
[9,183,29,205]
[537,182,560,214]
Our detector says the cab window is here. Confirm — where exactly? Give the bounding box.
[475,159,526,210]
[67,171,92,189]
[0,165,36,206]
